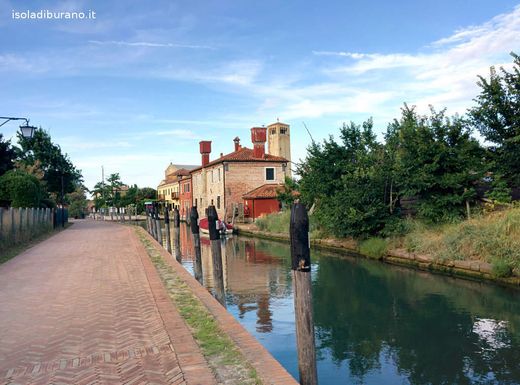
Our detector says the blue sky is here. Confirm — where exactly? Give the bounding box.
[1,0,519,192]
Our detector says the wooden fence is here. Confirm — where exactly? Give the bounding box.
[0,207,54,252]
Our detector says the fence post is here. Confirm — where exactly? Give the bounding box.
[208,205,226,306]
[190,206,203,284]
[164,208,172,254]
[173,207,181,262]
[10,208,15,241]
[290,202,318,385]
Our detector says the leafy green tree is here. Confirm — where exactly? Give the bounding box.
[106,173,123,207]
[0,169,43,207]
[67,186,88,218]
[468,52,520,186]
[297,119,391,237]
[17,129,83,203]
[0,134,16,177]
[394,105,485,221]
[276,177,299,208]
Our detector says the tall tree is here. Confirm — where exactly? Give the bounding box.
[17,129,83,203]
[0,134,16,177]
[468,52,520,186]
[394,105,485,221]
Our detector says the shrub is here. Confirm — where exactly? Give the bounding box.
[359,238,388,260]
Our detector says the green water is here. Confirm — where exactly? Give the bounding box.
[157,224,520,384]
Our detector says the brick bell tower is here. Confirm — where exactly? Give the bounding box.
[267,120,291,177]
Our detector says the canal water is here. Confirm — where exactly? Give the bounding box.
[155,223,520,384]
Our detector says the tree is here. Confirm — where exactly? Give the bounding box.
[468,52,520,186]
[0,169,43,207]
[297,119,392,237]
[394,105,485,221]
[0,134,16,177]
[17,129,83,203]
[67,186,88,218]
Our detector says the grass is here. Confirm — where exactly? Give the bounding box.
[136,228,262,385]
[403,206,520,277]
[359,238,388,260]
[255,210,291,234]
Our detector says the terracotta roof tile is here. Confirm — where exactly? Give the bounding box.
[191,147,288,173]
[243,184,284,199]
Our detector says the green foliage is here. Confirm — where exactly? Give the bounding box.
[491,259,513,278]
[469,52,520,186]
[17,129,83,202]
[298,119,393,238]
[67,187,88,218]
[0,169,43,207]
[0,134,16,177]
[359,238,388,259]
[485,175,512,204]
[255,209,291,233]
[392,105,485,222]
[276,177,299,207]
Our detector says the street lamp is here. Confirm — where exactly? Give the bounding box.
[0,116,38,138]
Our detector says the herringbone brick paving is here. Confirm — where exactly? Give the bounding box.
[0,220,216,385]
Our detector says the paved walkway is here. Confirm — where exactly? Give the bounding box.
[0,220,216,385]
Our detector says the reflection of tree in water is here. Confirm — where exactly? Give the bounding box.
[312,257,520,384]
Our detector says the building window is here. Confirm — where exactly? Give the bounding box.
[218,168,221,181]
[265,167,275,181]
[217,196,220,209]
[271,128,276,134]
[280,127,287,134]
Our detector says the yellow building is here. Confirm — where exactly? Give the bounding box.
[157,163,196,209]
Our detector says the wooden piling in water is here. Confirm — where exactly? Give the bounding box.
[190,206,203,284]
[208,205,226,306]
[290,202,318,385]
[154,203,163,247]
[164,208,172,254]
[173,207,181,262]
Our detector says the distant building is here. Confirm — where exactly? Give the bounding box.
[191,123,290,221]
[179,174,192,220]
[157,164,197,210]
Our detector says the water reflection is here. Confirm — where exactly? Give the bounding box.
[168,223,520,385]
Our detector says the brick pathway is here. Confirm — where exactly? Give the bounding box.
[0,220,216,385]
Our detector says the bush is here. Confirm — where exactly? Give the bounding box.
[491,259,513,278]
[359,238,388,260]
[255,210,291,234]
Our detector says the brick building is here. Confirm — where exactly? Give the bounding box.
[191,125,290,222]
[157,164,196,210]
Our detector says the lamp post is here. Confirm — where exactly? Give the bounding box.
[0,116,37,138]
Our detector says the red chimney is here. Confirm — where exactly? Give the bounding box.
[251,127,267,158]
[199,140,212,167]
[233,137,241,152]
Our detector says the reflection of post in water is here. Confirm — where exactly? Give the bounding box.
[208,205,226,307]
[164,208,172,254]
[291,202,318,385]
[173,207,181,262]
[190,206,203,284]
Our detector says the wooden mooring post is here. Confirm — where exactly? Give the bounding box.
[173,207,181,262]
[208,205,226,306]
[290,202,318,385]
[190,206,203,284]
[151,205,158,241]
[164,208,172,254]
[154,203,163,247]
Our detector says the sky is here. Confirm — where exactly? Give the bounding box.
[1,0,520,193]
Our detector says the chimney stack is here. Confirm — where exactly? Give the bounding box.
[199,140,212,167]
[233,137,241,152]
[251,127,267,158]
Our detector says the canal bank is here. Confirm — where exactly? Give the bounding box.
[235,224,520,288]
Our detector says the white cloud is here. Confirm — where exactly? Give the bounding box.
[88,40,214,50]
